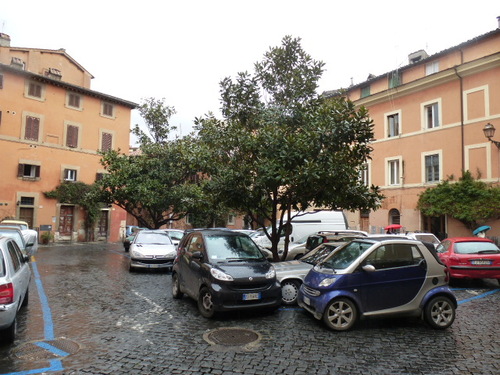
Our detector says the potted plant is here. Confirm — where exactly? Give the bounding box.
[41,231,54,244]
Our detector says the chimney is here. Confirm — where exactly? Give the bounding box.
[0,33,11,47]
[408,50,429,64]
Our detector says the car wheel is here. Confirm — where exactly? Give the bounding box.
[1,317,17,344]
[281,280,300,305]
[322,298,357,331]
[21,288,29,308]
[172,273,184,299]
[198,287,216,318]
[424,296,456,329]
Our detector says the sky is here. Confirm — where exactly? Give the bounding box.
[2,1,499,141]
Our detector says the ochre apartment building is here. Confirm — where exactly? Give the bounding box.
[0,33,136,243]
[337,26,500,238]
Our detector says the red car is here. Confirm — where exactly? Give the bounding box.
[436,237,500,284]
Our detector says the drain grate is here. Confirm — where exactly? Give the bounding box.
[204,327,261,347]
[13,338,80,360]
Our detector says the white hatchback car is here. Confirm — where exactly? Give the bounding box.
[0,236,31,344]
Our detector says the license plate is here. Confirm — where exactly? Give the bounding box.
[303,296,310,306]
[242,292,261,301]
[471,260,492,265]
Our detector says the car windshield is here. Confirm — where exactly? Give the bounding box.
[454,241,500,254]
[167,231,184,241]
[414,234,439,244]
[301,244,338,265]
[205,235,264,261]
[0,230,25,248]
[321,241,373,270]
[136,232,173,245]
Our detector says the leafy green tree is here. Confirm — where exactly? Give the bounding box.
[44,181,104,241]
[417,171,500,230]
[195,36,382,260]
[98,98,205,229]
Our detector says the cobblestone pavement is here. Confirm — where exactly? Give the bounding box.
[0,242,499,375]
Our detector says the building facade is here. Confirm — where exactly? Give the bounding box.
[337,27,500,238]
[0,33,136,243]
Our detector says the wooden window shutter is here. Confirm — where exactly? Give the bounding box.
[66,125,79,148]
[18,164,24,177]
[101,132,112,151]
[25,116,40,141]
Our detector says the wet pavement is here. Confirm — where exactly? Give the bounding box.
[0,242,499,375]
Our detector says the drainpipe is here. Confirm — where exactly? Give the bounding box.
[453,49,465,173]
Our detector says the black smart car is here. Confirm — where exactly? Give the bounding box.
[171,229,281,318]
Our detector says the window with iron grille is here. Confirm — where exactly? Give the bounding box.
[25,116,40,141]
[18,164,40,179]
[101,132,113,151]
[66,125,79,148]
[20,196,35,206]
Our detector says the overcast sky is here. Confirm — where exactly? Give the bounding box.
[2,1,499,141]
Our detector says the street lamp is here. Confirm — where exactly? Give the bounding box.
[482,123,500,149]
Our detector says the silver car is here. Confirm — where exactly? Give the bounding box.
[0,236,31,344]
[129,230,177,271]
[274,243,341,305]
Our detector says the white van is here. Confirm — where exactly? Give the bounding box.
[254,210,348,250]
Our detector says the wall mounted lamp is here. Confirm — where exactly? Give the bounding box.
[483,123,500,149]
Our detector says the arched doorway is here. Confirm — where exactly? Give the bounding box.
[389,209,400,225]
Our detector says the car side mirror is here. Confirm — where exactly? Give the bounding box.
[362,264,376,272]
[192,251,203,260]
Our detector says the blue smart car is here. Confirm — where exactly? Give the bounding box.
[298,238,457,331]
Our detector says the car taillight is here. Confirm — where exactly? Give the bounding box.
[0,282,14,304]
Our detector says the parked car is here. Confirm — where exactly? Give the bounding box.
[172,229,281,318]
[277,233,316,261]
[0,226,34,257]
[298,238,457,331]
[436,237,500,284]
[274,242,342,305]
[123,227,146,252]
[402,232,441,248]
[160,229,185,248]
[128,230,177,271]
[0,220,38,254]
[0,236,31,344]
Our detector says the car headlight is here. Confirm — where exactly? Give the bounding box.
[131,249,143,258]
[210,268,234,281]
[319,277,336,287]
[265,266,276,279]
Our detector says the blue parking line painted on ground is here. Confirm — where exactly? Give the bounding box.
[1,260,64,375]
[35,342,70,357]
[457,288,500,305]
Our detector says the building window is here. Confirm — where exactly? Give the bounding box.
[388,159,401,186]
[67,92,82,109]
[360,85,370,98]
[388,71,401,88]
[102,102,114,117]
[360,163,370,186]
[18,163,40,179]
[389,209,401,225]
[25,116,40,141]
[0,74,3,89]
[425,154,440,183]
[387,113,400,137]
[425,61,439,75]
[424,102,440,129]
[66,124,79,148]
[185,214,191,225]
[20,196,35,205]
[227,214,236,225]
[95,173,105,181]
[101,132,113,151]
[64,169,77,182]
[27,81,43,99]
